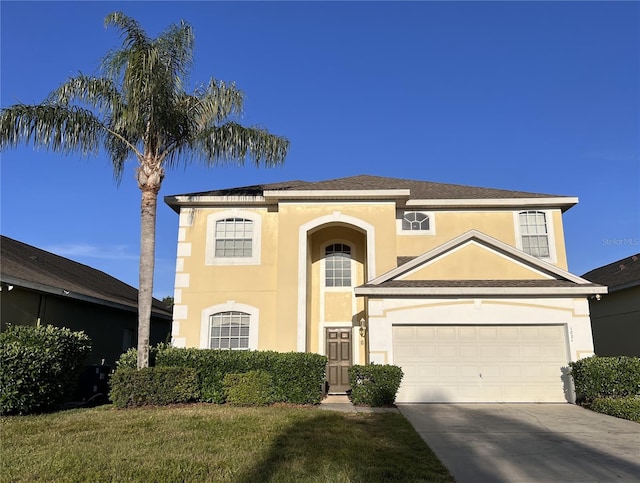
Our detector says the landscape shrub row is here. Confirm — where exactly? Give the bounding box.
[588,396,640,423]
[109,366,199,408]
[349,364,403,407]
[114,346,327,405]
[569,356,640,403]
[223,370,274,406]
[0,325,91,415]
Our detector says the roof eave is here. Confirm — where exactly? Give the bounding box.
[263,189,411,202]
[406,197,579,212]
[354,286,608,297]
[0,275,172,320]
[164,194,268,213]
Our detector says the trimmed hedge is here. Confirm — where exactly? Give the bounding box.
[223,370,274,406]
[588,396,640,423]
[109,366,199,408]
[0,325,91,415]
[349,364,404,407]
[115,343,167,369]
[115,347,327,405]
[569,356,640,403]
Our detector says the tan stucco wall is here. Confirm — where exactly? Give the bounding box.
[401,242,550,281]
[170,201,572,356]
[397,210,516,256]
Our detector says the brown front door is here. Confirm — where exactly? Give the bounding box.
[326,327,352,393]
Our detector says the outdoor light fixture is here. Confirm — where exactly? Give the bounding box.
[359,318,367,338]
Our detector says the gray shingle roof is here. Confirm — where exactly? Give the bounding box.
[169,174,566,200]
[1,235,172,318]
[582,253,640,290]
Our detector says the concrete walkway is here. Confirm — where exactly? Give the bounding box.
[318,394,398,413]
[398,403,640,483]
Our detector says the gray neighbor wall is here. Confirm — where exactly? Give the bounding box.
[1,287,171,367]
[589,286,640,357]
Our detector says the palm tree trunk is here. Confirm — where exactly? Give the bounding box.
[136,162,164,369]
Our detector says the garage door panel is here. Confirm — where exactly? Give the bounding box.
[393,325,569,403]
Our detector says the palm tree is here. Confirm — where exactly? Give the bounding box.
[0,12,289,368]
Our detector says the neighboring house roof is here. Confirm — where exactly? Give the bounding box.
[0,235,172,319]
[165,174,578,212]
[356,230,606,297]
[582,253,640,292]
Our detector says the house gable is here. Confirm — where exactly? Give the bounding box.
[356,230,606,297]
[399,241,553,281]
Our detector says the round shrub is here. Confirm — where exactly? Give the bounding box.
[0,325,91,415]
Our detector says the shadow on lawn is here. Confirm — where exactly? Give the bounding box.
[234,410,452,483]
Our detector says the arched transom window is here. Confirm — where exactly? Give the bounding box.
[402,211,430,231]
[209,311,250,350]
[325,243,352,287]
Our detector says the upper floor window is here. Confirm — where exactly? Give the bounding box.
[206,211,261,265]
[397,210,435,235]
[519,211,549,258]
[209,311,250,350]
[215,218,253,257]
[325,243,352,287]
[402,211,430,231]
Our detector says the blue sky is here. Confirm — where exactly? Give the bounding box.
[1,1,638,298]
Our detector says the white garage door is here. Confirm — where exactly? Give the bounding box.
[393,325,569,403]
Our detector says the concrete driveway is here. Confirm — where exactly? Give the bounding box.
[398,404,639,483]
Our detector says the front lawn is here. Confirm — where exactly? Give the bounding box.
[1,404,454,482]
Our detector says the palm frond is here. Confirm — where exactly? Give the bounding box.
[190,122,289,168]
[104,12,148,51]
[47,75,123,116]
[0,104,103,156]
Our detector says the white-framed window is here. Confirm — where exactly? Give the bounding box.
[205,210,261,265]
[209,311,250,350]
[215,218,253,257]
[403,211,430,231]
[325,243,352,287]
[397,210,436,235]
[200,302,259,350]
[516,210,554,259]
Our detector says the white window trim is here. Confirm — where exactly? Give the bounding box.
[321,240,356,292]
[200,301,259,350]
[396,210,436,236]
[205,209,261,265]
[513,210,557,263]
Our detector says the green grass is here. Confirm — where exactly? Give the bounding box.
[1,404,454,482]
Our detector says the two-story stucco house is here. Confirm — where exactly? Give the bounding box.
[164,174,606,403]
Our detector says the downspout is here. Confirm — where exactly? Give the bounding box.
[36,293,47,327]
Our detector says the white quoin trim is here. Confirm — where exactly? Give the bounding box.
[296,213,376,352]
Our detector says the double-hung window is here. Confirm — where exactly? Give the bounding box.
[206,211,261,265]
[519,211,550,258]
[215,218,253,257]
